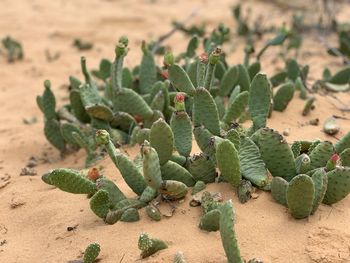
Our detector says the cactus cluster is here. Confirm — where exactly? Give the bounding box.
[37,14,350,260]
[264,130,350,219]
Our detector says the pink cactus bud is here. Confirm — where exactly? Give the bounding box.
[175,93,185,103]
[331,153,340,163]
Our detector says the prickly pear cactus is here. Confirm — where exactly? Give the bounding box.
[216,139,241,187]
[193,87,221,136]
[311,169,328,214]
[309,141,334,170]
[43,168,96,194]
[89,189,110,219]
[150,118,174,165]
[239,137,268,188]
[161,161,195,187]
[273,82,295,112]
[159,180,188,200]
[248,74,271,131]
[120,208,140,222]
[219,200,243,263]
[323,167,350,205]
[199,209,221,232]
[145,205,162,221]
[286,174,315,219]
[138,233,168,259]
[142,141,163,190]
[252,128,296,181]
[83,243,100,263]
[271,177,288,206]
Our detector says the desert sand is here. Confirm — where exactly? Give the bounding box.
[0,0,350,262]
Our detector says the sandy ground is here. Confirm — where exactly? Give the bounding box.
[0,0,350,262]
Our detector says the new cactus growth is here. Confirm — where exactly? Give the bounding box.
[83,243,100,263]
[138,233,168,258]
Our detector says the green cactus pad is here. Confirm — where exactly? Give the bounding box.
[273,82,295,112]
[139,47,157,94]
[85,104,113,121]
[187,153,216,183]
[335,132,350,153]
[237,64,251,92]
[161,161,195,187]
[286,174,315,219]
[295,153,311,174]
[193,87,221,136]
[136,128,150,145]
[168,64,196,96]
[248,61,261,79]
[252,128,296,181]
[311,169,328,214]
[83,243,100,263]
[309,141,334,170]
[45,168,96,194]
[80,83,101,107]
[96,177,126,206]
[42,80,56,120]
[113,88,153,119]
[225,128,241,150]
[44,119,66,152]
[248,74,271,131]
[291,141,301,157]
[308,139,321,154]
[192,181,206,195]
[271,177,288,206]
[138,233,168,259]
[286,59,300,81]
[120,208,140,222]
[169,154,187,166]
[69,89,90,123]
[170,111,192,157]
[139,186,157,203]
[328,66,350,84]
[90,189,110,219]
[145,205,161,221]
[219,200,243,263]
[60,122,82,147]
[193,126,213,155]
[159,180,188,200]
[96,131,147,196]
[105,199,145,224]
[150,119,174,165]
[270,71,287,87]
[239,137,268,188]
[222,91,249,124]
[323,167,350,205]
[142,141,163,190]
[216,139,241,187]
[219,66,239,96]
[199,209,221,232]
[302,96,315,116]
[340,149,350,166]
[150,91,165,112]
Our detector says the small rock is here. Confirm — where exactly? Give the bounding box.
[283,128,290,136]
[20,167,37,176]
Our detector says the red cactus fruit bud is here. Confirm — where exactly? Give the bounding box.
[175,93,185,103]
[331,153,340,163]
[160,70,169,79]
[88,168,101,181]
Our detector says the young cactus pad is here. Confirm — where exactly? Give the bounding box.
[83,243,101,263]
[138,233,168,258]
